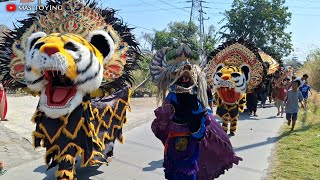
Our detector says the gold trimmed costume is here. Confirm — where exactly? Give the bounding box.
[259,51,280,75]
[0,1,140,179]
[205,39,263,135]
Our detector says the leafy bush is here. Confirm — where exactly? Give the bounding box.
[298,49,320,92]
[132,53,157,94]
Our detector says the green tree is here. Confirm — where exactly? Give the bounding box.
[299,49,320,91]
[220,0,293,58]
[132,52,157,94]
[149,21,216,55]
[141,32,156,51]
[203,25,216,55]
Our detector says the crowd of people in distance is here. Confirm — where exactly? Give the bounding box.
[245,73,310,131]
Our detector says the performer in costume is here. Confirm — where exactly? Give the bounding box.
[0,0,140,179]
[259,51,283,103]
[150,45,242,180]
[205,39,264,136]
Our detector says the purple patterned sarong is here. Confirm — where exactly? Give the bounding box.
[151,105,242,180]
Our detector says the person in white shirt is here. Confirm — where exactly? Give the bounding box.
[294,74,308,87]
[288,74,308,89]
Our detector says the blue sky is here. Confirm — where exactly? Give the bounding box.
[1,0,320,61]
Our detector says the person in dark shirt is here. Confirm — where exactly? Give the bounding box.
[260,79,269,108]
[299,81,312,108]
[207,86,214,111]
[246,88,259,116]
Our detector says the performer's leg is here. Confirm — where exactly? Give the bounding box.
[222,118,229,133]
[230,118,238,135]
[56,148,77,180]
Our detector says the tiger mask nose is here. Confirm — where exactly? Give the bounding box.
[43,47,59,56]
[183,64,192,71]
[221,76,229,80]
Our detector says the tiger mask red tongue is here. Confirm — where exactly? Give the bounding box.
[44,71,77,108]
[218,87,240,104]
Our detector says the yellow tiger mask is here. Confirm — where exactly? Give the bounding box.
[25,31,115,118]
[213,64,250,104]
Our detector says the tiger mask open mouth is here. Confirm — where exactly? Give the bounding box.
[213,64,250,104]
[24,31,115,118]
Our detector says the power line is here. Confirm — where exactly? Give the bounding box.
[136,0,188,17]
[130,25,155,32]
[293,13,320,16]
[292,1,313,13]
[158,0,189,12]
[119,7,189,13]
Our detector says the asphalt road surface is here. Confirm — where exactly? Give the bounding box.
[1,96,285,180]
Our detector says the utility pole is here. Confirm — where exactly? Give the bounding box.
[199,0,204,58]
[187,0,208,65]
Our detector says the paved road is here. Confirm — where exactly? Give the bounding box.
[1,96,285,180]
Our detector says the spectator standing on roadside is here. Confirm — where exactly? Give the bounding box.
[0,160,7,175]
[0,82,8,121]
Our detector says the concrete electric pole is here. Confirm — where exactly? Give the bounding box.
[187,0,208,65]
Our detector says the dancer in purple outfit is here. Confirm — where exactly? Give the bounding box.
[150,45,242,180]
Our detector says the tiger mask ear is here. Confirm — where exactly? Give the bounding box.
[240,64,251,82]
[87,30,115,64]
[25,32,47,58]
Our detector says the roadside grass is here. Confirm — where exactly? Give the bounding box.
[270,95,320,180]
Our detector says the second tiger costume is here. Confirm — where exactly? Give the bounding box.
[205,39,264,136]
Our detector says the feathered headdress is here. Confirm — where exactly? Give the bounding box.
[205,38,264,91]
[0,0,140,93]
[150,45,208,107]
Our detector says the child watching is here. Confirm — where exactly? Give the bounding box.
[276,79,287,117]
[285,80,305,131]
[299,81,312,108]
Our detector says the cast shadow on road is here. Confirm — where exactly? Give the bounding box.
[142,159,163,172]
[238,112,260,121]
[33,162,104,180]
[265,116,280,119]
[233,122,319,152]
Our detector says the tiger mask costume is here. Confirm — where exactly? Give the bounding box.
[205,39,263,136]
[25,31,114,118]
[213,64,250,104]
